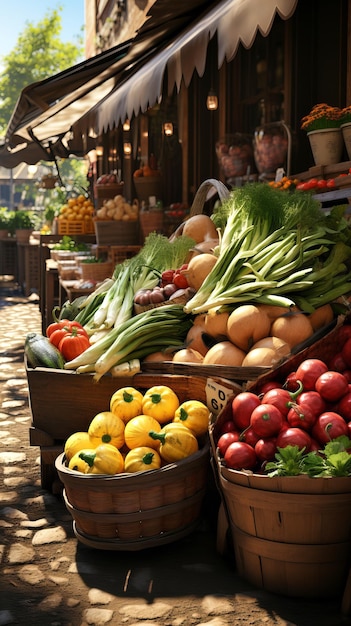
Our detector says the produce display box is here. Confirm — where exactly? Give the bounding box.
[58,218,95,236]
[93,219,140,245]
[209,315,351,600]
[26,363,240,491]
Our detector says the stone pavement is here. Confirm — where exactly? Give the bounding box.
[0,276,350,626]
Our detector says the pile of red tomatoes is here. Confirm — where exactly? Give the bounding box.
[216,324,351,472]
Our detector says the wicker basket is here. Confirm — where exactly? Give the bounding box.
[133,176,163,203]
[80,261,113,282]
[94,220,139,245]
[55,441,210,550]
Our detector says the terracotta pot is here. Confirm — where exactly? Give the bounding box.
[307,128,343,166]
[341,122,351,160]
[15,229,32,244]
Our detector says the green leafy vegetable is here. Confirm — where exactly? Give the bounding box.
[184,184,351,314]
[265,437,351,478]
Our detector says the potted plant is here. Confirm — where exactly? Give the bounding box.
[301,103,343,166]
[340,105,351,160]
[0,207,11,238]
[10,210,36,243]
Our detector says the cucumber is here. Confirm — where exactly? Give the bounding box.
[25,333,65,369]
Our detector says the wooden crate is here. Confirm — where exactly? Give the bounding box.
[58,218,95,235]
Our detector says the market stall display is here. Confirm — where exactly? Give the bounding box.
[24,178,351,585]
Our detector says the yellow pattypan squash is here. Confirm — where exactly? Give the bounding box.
[142,385,179,423]
[124,446,162,473]
[173,400,210,436]
[64,431,96,461]
[148,422,198,462]
[110,386,144,423]
[124,414,161,450]
[88,411,125,449]
[68,449,91,473]
[77,443,124,474]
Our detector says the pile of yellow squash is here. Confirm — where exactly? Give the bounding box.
[64,385,210,475]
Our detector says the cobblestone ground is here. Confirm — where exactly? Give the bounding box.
[0,276,350,626]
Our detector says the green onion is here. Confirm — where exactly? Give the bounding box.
[184,185,351,314]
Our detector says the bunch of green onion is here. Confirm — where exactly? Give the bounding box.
[184,184,351,314]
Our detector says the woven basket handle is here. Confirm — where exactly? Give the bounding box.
[189,178,230,216]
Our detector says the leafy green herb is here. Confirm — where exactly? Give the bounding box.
[265,437,351,478]
[265,445,307,477]
[303,436,351,477]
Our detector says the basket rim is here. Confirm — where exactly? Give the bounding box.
[55,440,209,485]
[72,518,201,551]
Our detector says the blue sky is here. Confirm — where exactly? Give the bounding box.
[0,1,85,64]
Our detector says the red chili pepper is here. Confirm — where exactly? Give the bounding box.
[57,327,91,360]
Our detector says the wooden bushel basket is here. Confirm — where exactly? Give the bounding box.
[209,316,351,599]
[55,440,210,551]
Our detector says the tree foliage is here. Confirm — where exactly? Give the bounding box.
[0,7,84,133]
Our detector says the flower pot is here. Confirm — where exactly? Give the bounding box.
[15,228,32,244]
[307,128,343,166]
[341,122,351,160]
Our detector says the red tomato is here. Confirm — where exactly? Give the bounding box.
[232,392,261,431]
[287,403,316,431]
[223,441,257,471]
[261,384,302,417]
[335,391,351,422]
[336,325,351,343]
[173,273,188,289]
[317,179,328,189]
[58,331,90,361]
[259,380,283,394]
[328,352,347,373]
[315,371,349,402]
[341,338,351,368]
[49,325,89,349]
[47,319,87,342]
[312,412,349,444]
[276,427,311,451]
[285,371,300,392]
[295,359,329,391]
[250,403,284,438]
[240,426,260,447]
[296,391,326,418]
[342,370,351,383]
[217,431,240,456]
[326,178,335,188]
[219,420,237,435]
[254,437,277,462]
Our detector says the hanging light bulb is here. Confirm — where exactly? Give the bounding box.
[206,89,218,111]
[96,145,103,157]
[163,122,173,136]
[123,118,130,131]
[123,142,132,155]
